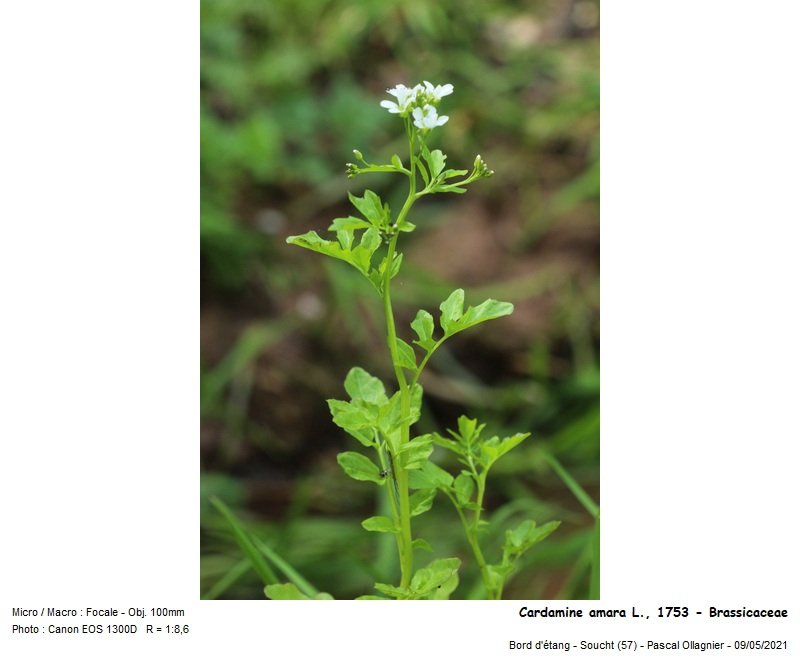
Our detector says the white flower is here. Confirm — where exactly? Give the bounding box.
[412,104,449,130]
[422,80,454,101]
[379,84,421,114]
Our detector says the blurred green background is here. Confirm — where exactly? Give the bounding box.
[201,0,599,599]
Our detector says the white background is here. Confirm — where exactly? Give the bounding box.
[1,1,798,658]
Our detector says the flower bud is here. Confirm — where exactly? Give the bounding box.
[473,154,493,178]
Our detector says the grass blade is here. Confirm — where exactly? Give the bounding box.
[210,496,279,586]
[253,539,319,599]
[202,558,251,600]
[541,452,599,519]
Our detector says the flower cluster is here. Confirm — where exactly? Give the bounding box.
[472,154,494,179]
[380,80,454,130]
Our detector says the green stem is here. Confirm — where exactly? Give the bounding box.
[380,120,420,592]
[445,490,495,598]
[411,337,445,386]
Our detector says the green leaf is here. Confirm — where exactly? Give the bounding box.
[373,582,408,599]
[349,227,382,274]
[391,154,403,170]
[327,400,375,446]
[336,228,353,250]
[337,451,384,484]
[454,472,474,507]
[344,367,387,405]
[429,572,459,600]
[457,416,480,444]
[408,461,453,490]
[447,298,514,336]
[435,184,467,194]
[361,516,398,533]
[485,564,505,592]
[495,432,530,460]
[417,158,430,186]
[378,393,402,437]
[286,230,349,263]
[409,557,460,598]
[409,489,436,516]
[395,338,417,371]
[480,433,530,470]
[286,228,381,280]
[380,252,403,278]
[378,384,423,437]
[425,149,446,178]
[409,383,423,425]
[441,168,468,180]
[436,290,515,339]
[264,583,310,600]
[430,432,463,456]
[397,434,434,470]
[412,538,433,552]
[355,595,388,600]
[348,190,388,227]
[503,520,561,558]
[328,216,372,232]
[439,289,465,334]
[411,309,436,351]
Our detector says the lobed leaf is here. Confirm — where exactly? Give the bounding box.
[439,289,465,334]
[397,434,434,470]
[480,432,530,470]
[378,384,423,437]
[450,298,514,335]
[348,190,389,227]
[431,431,463,456]
[411,309,436,351]
[438,290,514,338]
[286,227,382,284]
[344,367,387,405]
[453,472,475,507]
[373,583,408,599]
[435,184,467,194]
[429,572,459,600]
[425,149,446,178]
[441,168,468,180]
[417,154,431,186]
[337,451,384,484]
[409,557,461,598]
[395,338,417,371]
[409,489,436,517]
[349,227,382,274]
[503,520,561,559]
[327,399,375,447]
[264,583,310,600]
[286,230,349,262]
[361,516,398,533]
[457,416,481,444]
[408,461,454,490]
[411,538,434,552]
[328,216,371,232]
